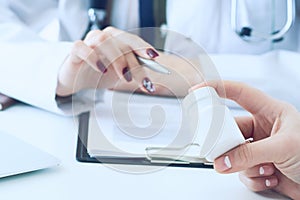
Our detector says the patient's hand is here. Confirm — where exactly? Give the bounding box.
[194,81,300,200]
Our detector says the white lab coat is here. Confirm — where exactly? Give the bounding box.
[0,0,140,115]
[0,0,299,114]
[167,0,300,53]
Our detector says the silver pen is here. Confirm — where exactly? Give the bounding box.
[136,56,171,75]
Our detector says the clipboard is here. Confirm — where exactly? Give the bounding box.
[76,111,213,169]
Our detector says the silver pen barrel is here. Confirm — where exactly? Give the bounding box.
[136,56,171,75]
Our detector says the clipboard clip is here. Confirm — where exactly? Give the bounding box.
[145,143,213,165]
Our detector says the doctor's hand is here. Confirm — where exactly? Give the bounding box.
[56,27,159,96]
[193,81,300,199]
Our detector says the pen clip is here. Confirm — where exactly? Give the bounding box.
[136,56,171,75]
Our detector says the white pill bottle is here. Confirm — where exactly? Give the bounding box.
[182,86,245,162]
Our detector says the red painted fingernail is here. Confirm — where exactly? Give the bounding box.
[142,77,155,93]
[122,67,132,82]
[146,49,159,58]
[96,60,107,73]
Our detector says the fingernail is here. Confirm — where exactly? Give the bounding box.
[96,60,107,73]
[142,77,155,93]
[224,156,232,169]
[146,48,159,58]
[122,67,132,82]
[265,178,278,188]
[259,166,265,175]
[265,179,271,187]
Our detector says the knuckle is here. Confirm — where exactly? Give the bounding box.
[103,26,116,33]
[112,56,126,69]
[71,41,94,62]
[93,32,109,43]
[128,33,138,41]
[72,40,83,49]
[236,144,254,167]
[84,49,95,60]
[119,43,132,54]
[103,26,123,37]
[131,34,146,45]
[70,40,83,55]
[85,29,101,39]
[86,30,110,43]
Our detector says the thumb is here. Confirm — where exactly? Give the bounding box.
[214,136,282,173]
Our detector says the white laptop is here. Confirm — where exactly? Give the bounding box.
[0,131,60,178]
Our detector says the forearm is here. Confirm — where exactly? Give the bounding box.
[0,42,73,114]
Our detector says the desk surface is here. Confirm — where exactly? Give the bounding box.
[0,105,288,200]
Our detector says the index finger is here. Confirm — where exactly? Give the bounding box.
[191,80,285,116]
[103,26,159,59]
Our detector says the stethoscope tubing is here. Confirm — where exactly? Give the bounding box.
[231,0,295,42]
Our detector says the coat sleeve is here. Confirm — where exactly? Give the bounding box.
[0,0,47,42]
[0,42,81,115]
[0,1,98,115]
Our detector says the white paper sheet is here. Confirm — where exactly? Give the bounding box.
[87,91,194,158]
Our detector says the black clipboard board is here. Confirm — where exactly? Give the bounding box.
[76,112,213,169]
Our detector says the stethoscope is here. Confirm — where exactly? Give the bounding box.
[231,0,296,43]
